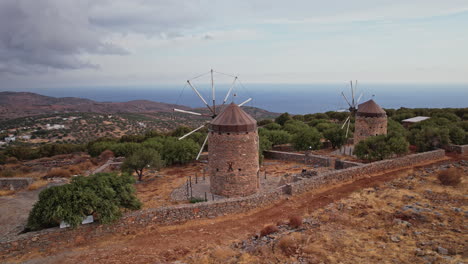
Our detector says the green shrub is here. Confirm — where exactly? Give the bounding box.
[189,197,206,203]
[161,138,199,165]
[323,126,347,149]
[261,130,292,146]
[122,148,164,181]
[263,122,282,130]
[292,128,322,151]
[26,172,141,231]
[354,134,409,161]
[275,113,292,126]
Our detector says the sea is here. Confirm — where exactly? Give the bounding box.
[8,83,468,114]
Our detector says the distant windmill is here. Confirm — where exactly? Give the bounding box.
[339,80,363,137]
[173,69,252,160]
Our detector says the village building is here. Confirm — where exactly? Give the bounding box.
[401,116,430,128]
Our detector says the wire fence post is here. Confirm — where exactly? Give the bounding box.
[189,176,192,198]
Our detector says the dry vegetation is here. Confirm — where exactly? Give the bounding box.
[27,180,49,191]
[183,161,467,264]
[437,167,463,186]
[0,190,15,196]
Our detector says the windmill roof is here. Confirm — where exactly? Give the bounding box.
[357,99,386,116]
[210,103,257,132]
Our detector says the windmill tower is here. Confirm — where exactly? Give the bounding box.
[353,99,387,145]
[209,103,259,197]
[175,70,258,197]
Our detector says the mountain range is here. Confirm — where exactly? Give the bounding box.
[0,91,278,120]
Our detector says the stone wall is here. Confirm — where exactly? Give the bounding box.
[288,149,445,195]
[0,188,285,259]
[354,115,387,145]
[209,131,259,197]
[0,150,446,259]
[334,159,363,170]
[0,178,33,190]
[264,150,332,167]
[443,144,468,154]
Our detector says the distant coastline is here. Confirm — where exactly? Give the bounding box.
[3,83,467,114]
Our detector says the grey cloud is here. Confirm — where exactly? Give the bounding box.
[88,0,207,35]
[0,0,129,74]
[0,0,209,75]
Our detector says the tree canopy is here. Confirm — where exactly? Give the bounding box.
[26,172,141,231]
[121,148,164,181]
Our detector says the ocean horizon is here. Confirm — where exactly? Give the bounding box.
[4,83,467,114]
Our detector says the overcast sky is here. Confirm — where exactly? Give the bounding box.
[1,0,468,89]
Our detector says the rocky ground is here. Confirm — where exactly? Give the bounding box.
[183,160,467,264]
[3,155,462,263]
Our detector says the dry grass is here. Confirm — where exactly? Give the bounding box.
[0,168,17,178]
[288,215,303,228]
[260,224,279,237]
[28,180,49,191]
[44,168,71,179]
[437,168,463,186]
[276,235,299,256]
[180,162,467,264]
[99,150,114,161]
[0,190,15,196]
[210,247,238,263]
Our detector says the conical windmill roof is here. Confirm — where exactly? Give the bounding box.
[210,103,257,132]
[356,99,386,117]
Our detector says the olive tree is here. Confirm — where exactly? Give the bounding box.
[122,148,164,181]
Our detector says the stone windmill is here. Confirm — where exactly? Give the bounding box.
[353,99,387,145]
[208,103,259,197]
[174,70,259,197]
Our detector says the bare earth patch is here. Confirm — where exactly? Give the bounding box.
[5,157,463,263]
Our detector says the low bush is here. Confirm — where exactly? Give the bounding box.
[260,224,279,237]
[277,235,299,256]
[98,149,115,161]
[43,168,71,179]
[210,247,237,263]
[288,215,303,228]
[26,172,141,231]
[28,180,49,191]
[189,197,206,203]
[437,168,463,186]
[0,168,17,177]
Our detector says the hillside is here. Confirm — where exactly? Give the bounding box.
[0,92,278,121]
[0,92,194,120]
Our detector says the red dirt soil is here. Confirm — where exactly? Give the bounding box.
[5,156,452,263]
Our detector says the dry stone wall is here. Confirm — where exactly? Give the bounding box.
[335,160,363,169]
[264,150,362,170]
[288,149,445,195]
[264,150,332,167]
[444,144,468,154]
[0,150,446,259]
[0,178,33,190]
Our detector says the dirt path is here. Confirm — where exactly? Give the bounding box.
[10,156,452,264]
[0,188,42,240]
[0,182,65,241]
